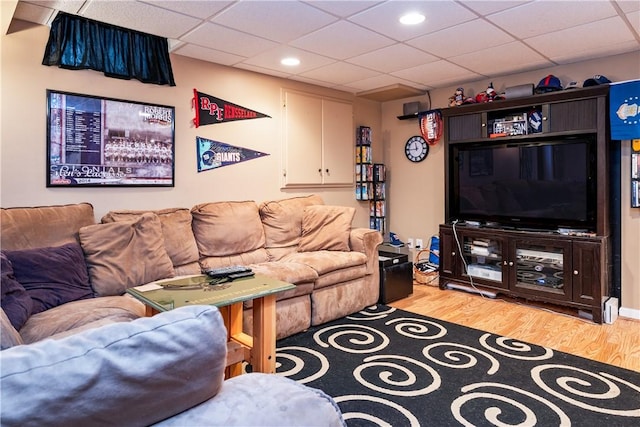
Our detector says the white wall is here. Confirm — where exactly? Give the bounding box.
[1,21,380,229]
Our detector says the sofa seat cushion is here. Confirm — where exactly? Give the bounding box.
[249,261,318,284]
[259,194,324,248]
[19,295,145,344]
[0,203,95,251]
[1,306,227,427]
[4,243,94,315]
[102,208,199,268]
[153,373,345,427]
[192,201,265,257]
[282,250,368,275]
[199,248,269,271]
[79,213,175,297]
[313,264,368,290]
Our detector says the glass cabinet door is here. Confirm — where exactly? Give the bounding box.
[461,235,507,288]
[511,239,572,300]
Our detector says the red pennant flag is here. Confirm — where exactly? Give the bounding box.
[192,89,271,127]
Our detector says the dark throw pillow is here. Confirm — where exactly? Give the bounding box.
[0,252,33,330]
[5,243,94,315]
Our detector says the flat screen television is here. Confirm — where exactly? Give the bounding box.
[448,136,598,231]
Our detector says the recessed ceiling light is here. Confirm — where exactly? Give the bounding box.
[281,57,300,66]
[399,12,425,25]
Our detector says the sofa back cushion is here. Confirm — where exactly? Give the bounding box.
[0,305,227,426]
[298,205,355,252]
[101,208,199,268]
[192,201,265,257]
[259,195,324,248]
[0,203,95,251]
[79,213,175,296]
[3,243,93,315]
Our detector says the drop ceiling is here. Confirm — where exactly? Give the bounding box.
[9,0,640,101]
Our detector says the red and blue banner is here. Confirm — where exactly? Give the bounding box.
[610,79,640,140]
[196,136,269,172]
[192,89,271,127]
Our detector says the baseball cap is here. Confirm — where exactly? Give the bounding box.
[565,81,579,90]
[535,75,563,93]
[583,75,611,86]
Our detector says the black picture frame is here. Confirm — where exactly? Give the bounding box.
[46,89,175,187]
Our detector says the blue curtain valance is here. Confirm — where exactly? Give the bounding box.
[42,12,176,86]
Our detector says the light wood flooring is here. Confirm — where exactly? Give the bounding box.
[389,283,640,372]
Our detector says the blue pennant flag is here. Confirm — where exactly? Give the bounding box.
[196,136,269,172]
[610,79,640,140]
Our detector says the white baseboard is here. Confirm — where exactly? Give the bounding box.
[619,306,640,321]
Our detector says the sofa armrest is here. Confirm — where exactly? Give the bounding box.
[349,228,383,275]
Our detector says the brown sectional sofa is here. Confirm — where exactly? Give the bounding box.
[1,195,383,345]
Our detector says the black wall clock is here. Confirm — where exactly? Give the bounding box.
[405,135,429,162]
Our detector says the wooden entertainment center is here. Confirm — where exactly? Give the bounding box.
[438,86,612,323]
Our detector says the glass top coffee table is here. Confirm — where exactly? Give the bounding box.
[127,273,294,377]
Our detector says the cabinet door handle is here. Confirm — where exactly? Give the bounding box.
[325,168,330,174]
[509,261,514,266]
[318,169,322,175]
[573,270,579,275]
[452,252,456,257]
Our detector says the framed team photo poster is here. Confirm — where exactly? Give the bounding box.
[46,90,175,187]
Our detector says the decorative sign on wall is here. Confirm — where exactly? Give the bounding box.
[610,79,640,140]
[196,136,269,172]
[46,89,175,187]
[192,89,271,128]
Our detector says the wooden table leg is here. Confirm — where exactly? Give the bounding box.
[251,294,277,374]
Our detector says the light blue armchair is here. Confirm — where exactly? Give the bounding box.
[1,305,345,426]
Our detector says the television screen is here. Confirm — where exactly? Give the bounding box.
[450,137,597,231]
[46,90,175,187]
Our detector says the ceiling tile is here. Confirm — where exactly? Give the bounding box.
[616,0,640,13]
[350,74,430,92]
[487,0,619,39]
[299,61,381,85]
[139,0,233,19]
[346,43,438,73]
[182,22,279,57]
[172,43,245,66]
[290,20,394,60]
[349,1,478,41]
[458,1,530,16]
[448,41,551,77]
[304,0,383,18]
[241,46,336,74]
[526,16,640,63]
[81,0,202,38]
[212,1,337,43]
[408,19,515,58]
[13,1,55,25]
[391,60,484,88]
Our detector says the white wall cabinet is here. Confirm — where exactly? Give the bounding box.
[283,90,353,187]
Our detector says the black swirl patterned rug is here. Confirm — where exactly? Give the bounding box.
[275,305,640,426]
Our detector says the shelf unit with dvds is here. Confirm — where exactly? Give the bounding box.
[355,126,386,234]
[369,164,386,234]
[355,126,372,202]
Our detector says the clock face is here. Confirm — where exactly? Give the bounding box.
[405,135,429,162]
